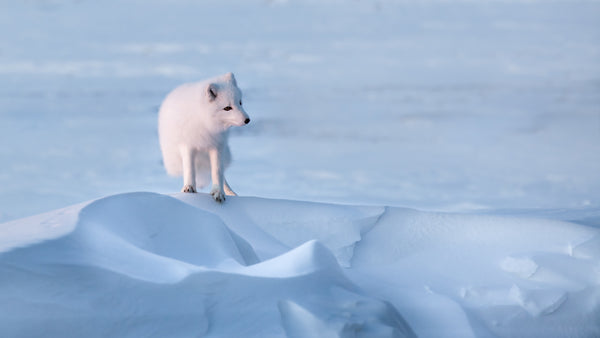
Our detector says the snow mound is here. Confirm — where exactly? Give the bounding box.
[0,192,414,337]
[242,240,342,278]
[1,192,599,337]
[175,192,385,266]
[2,193,256,283]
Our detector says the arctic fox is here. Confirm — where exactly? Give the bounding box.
[158,72,250,202]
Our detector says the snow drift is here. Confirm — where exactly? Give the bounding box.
[0,193,414,337]
[1,192,599,337]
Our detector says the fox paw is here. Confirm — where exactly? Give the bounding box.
[210,187,225,203]
[182,185,196,193]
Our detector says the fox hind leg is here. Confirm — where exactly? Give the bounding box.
[224,179,237,196]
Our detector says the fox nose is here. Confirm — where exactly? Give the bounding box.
[244,118,250,124]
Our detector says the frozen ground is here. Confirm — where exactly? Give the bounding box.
[0,0,599,220]
[1,0,600,337]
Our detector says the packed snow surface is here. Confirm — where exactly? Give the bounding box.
[1,0,599,221]
[1,0,600,336]
[1,192,599,337]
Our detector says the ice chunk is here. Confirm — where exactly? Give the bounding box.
[501,255,539,279]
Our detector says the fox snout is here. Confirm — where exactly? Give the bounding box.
[227,108,251,127]
[237,107,251,126]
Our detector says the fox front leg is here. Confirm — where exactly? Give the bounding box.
[209,148,225,203]
[180,146,196,193]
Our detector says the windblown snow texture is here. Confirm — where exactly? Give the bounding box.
[2,192,599,337]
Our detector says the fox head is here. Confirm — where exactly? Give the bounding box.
[205,72,250,129]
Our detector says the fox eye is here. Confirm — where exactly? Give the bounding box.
[239,100,242,106]
[223,106,232,111]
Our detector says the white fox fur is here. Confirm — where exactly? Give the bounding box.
[158,72,250,202]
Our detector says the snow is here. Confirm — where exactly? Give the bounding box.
[1,0,600,336]
[0,193,417,337]
[1,192,599,336]
[1,0,599,221]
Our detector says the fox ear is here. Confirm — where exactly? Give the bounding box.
[207,83,217,101]
[225,72,237,86]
